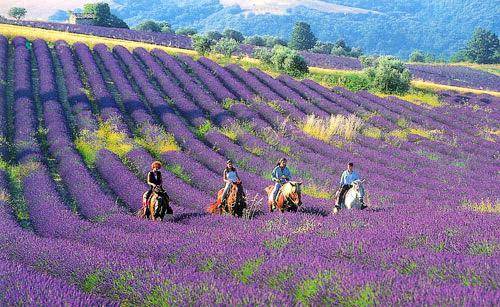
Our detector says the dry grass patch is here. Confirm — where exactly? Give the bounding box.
[302,114,363,143]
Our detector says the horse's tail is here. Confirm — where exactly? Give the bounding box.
[207,189,224,214]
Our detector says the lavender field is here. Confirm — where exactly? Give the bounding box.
[0,35,499,305]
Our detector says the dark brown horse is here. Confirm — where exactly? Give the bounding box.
[265,181,303,213]
[207,182,246,217]
[138,185,172,221]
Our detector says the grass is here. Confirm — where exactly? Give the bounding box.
[377,89,442,107]
[301,114,363,143]
[462,199,500,213]
[302,184,333,199]
[411,80,500,97]
[134,124,179,158]
[295,270,336,306]
[233,258,264,284]
[75,120,134,165]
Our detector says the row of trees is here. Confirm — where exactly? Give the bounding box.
[409,28,499,64]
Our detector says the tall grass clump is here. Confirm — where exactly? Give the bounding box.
[302,114,363,143]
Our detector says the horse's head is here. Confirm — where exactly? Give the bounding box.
[282,181,302,206]
[351,179,365,204]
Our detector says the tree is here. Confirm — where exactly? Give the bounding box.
[192,35,213,55]
[263,35,287,47]
[289,22,317,50]
[176,28,197,36]
[8,7,27,20]
[158,22,173,33]
[464,28,500,64]
[223,29,244,43]
[270,45,308,76]
[366,56,411,94]
[135,20,162,32]
[212,38,240,57]
[310,42,334,54]
[409,50,425,62]
[254,47,273,64]
[83,3,128,28]
[206,31,223,42]
[244,35,266,46]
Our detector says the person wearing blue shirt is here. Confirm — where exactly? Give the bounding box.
[221,160,241,207]
[337,162,363,208]
[271,157,292,205]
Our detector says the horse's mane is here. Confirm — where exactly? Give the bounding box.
[281,182,300,197]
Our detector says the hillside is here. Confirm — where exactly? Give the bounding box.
[0,30,499,305]
[109,0,499,58]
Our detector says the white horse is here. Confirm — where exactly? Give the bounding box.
[333,179,366,214]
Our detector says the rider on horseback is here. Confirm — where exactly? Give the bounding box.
[144,161,164,206]
[337,162,366,209]
[271,158,292,209]
[221,160,241,207]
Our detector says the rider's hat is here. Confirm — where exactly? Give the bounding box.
[226,159,233,164]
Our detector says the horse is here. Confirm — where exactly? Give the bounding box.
[265,181,303,213]
[207,182,246,217]
[138,185,172,221]
[333,179,366,214]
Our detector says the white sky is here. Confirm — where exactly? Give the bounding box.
[0,0,111,20]
[0,0,376,21]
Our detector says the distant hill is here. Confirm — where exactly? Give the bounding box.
[110,0,499,59]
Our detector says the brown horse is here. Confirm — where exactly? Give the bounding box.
[137,185,172,221]
[264,181,303,212]
[207,182,246,217]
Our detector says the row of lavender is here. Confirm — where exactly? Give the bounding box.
[0,35,498,305]
[5,19,499,91]
[1,19,192,49]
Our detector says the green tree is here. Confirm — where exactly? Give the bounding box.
[206,31,223,42]
[135,20,162,32]
[409,50,425,62]
[158,22,173,33]
[464,28,500,64]
[254,47,273,64]
[289,21,317,50]
[310,42,334,54]
[244,35,266,46]
[83,3,128,28]
[176,27,197,36]
[366,56,411,94]
[223,29,244,43]
[192,34,213,55]
[8,7,27,20]
[263,35,287,47]
[212,38,240,57]
[271,45,308,76]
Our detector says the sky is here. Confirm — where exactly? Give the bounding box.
[0,0,111,20]
[0,0,375,21]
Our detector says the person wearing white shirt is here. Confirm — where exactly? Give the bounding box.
[337,162,362,208]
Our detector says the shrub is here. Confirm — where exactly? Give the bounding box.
[244,35,266,46]
[223,29,244,43]
[271,45,308,76]
[366,56,411,94]
[192,34,213,55]
[212,38,240,57]
[175,27,197,36]
[254,47,273,64]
